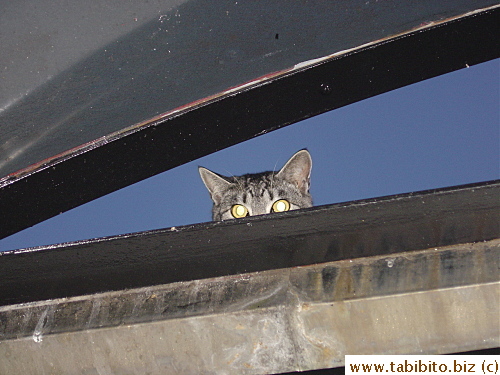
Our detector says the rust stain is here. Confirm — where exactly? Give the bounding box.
[333,267,355,301]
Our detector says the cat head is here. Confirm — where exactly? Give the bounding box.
[199,149,312,221]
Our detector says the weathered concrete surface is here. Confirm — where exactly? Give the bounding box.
[0,240,498,374]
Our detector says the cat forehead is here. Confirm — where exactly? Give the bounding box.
[225,175,296,203]
[231,171,274,182]
[229,172,288,189]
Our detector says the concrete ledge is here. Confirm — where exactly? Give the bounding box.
[1,240,498,374]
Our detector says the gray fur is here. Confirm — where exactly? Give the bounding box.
[199,149,313,221]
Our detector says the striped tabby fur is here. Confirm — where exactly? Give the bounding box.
[199,149,312,221]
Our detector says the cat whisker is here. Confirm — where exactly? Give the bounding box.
[270,158,280,192]
[223,168,234,178]
[224,168,244,191]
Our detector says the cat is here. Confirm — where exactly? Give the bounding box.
[199,149,312,221]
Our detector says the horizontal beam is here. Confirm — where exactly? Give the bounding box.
[1,240,498,374]
[0,180,498,306]
[1,7,498,239]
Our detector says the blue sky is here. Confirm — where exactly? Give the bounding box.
[0,58,498,252]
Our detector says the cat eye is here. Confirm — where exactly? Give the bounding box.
[231,204,249,218]
[272,199,290,213]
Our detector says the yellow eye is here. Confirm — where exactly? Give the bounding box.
[272,199,290,213]
[231,204,249,218]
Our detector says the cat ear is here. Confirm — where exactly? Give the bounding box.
[277,149,312,195]
[198,167,231,205]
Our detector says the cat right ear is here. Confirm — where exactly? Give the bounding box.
[198,167,231,205]
[277,149,312,195]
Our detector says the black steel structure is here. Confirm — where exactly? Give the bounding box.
[0,2,498,374]
[1,180,498,306]
[0,4,499,239]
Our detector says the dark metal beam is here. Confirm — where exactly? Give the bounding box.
[0,7,498,239]
[1,180,498,306]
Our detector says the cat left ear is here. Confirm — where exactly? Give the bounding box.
[277,149,312,195]
[198,167,231,205]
